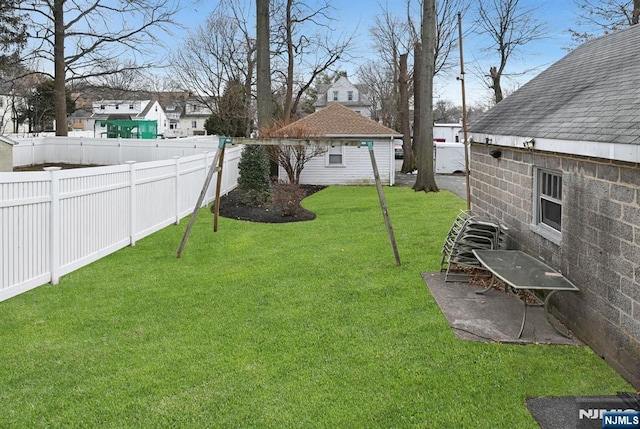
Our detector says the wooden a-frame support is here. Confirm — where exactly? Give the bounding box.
[176,137,401,266]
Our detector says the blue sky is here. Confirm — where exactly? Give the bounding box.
[170,0,580,107]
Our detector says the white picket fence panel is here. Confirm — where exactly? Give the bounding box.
[1,137,241,302]
[12,135,222,166]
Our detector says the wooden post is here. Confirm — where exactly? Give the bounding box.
[458,12,471,210]
[176,137,229,258]
[213,144,226,232]
[365,141,401,266]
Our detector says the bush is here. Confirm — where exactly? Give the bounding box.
[271,182,306,217]
[237,145,271,206]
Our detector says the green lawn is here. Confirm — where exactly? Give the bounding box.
[0,186,631,428]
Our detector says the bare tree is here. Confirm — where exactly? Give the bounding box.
[17,0,180,136]
[271,0,354,124]
[433,99,459,123]
[413,0,438,193]
[357,61,395,127]
[170,0,257,136]
[83,60,149,101]
[569,0,640,45]
[406,0,470,77]
[369,5,412,131]
[265,144,327,184]
[475,0,545,104]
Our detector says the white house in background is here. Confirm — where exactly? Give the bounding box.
[270,103,401,185]
[315,74,373,119]
[163,102,185,138]
[178,98,214,136]
[90,99,168,136]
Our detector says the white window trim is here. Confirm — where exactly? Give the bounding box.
[325,145,346,167]
[530,167,562,245]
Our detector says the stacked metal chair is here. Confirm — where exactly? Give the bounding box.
[440,210,508,282]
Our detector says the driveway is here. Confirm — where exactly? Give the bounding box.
[394,160,468,200]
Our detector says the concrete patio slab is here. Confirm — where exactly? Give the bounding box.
[421,271,582,345]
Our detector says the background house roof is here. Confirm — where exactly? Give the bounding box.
[272,103,400,138]
[469,25,640,145]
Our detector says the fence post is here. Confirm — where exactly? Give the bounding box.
[126,161,137,246]
[202,151,209,207]
[173,156,180,224]
[44,166,62,284]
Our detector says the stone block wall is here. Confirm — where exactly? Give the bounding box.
[470,143,640,388]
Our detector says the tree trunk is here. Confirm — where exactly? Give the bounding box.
[283,0,294,124]
[256,0,272,130]
[412,0,438,193]
[412,42,421,173]
[398,53,412,173]
[490,66,503,103]
[244,45,255,137]
[53,0,68,136]
[634,0,640,25]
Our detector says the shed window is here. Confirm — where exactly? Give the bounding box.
[327,145,344,166]
[347,91,353,101]
[332,91,338,101]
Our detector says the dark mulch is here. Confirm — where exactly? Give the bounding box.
[13,163,107,171]
[215,185,326,223]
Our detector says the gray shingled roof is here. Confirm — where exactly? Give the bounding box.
[469,25,640,145]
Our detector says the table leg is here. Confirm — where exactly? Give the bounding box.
[475,274,495,295]
[518,298,528,338]
[544,290,571,338]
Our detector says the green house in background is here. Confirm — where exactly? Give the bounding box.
[96,119,158,139]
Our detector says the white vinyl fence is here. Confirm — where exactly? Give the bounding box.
[1,136,241,301]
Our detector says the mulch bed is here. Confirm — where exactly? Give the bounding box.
[215,185,326,224]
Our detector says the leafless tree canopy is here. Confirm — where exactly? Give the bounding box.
[19,0,180,82]
[169,0,256,115]
[475,0,546,103]
[569,0,640,46]
[360,0,469,130]
[17,0,181,135]
[357,61,395,128]
[270,0,355,124]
